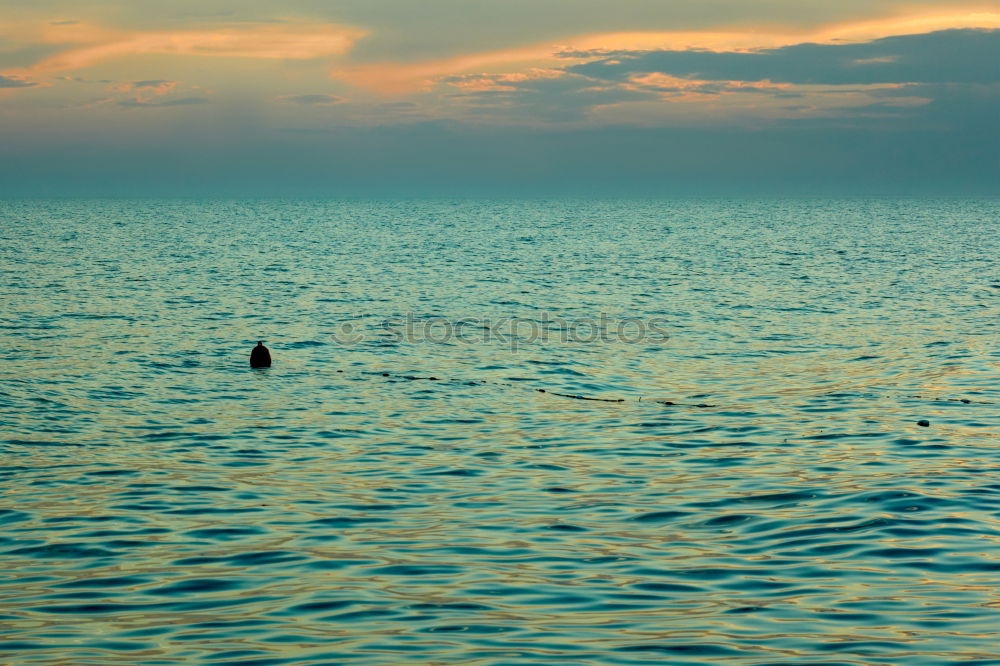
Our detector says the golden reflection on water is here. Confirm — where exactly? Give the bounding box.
[2,199,999,663]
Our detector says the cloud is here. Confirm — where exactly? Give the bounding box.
[336,43,558,94]
[424,27,1000,127]
[569,29,1000,86]
[278,93,345,106]
[109,78,186,104]
[118,96,209,108]
[115,79,176,94]
[334,12,1000,93]
[11,22,367,78]
[623,72,792,96]
[870,82,1000,125]
[441,69,657,121]
[99,78,213,108]
[0,75,38,88]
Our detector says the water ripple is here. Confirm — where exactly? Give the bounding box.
[1,198,998,664]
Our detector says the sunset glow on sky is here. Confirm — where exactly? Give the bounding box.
[2,1,998,195]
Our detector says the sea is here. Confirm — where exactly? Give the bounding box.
[1,198,998,664]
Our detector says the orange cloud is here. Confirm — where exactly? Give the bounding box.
[446,68,565,92]
[6,23,367,79]
[815,10,1000,42]
[335,10,1000,94]
[626,72,792,94]
[337,44,556,94]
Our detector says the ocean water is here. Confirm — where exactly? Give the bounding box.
[1,198,998,665]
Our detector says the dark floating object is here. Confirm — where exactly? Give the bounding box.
[250,341,271,368]
[917,420,930,427]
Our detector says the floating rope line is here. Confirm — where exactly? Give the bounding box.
[258,343,989,408]
[537,390,625,403]
[905,395,982,404]
[355,370,717,406]
[347,370,992,409]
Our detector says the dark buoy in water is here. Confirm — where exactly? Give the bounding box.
[250,341,271,368]
[917,419,930,427]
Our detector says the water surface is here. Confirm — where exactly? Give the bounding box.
[2,199,999,664]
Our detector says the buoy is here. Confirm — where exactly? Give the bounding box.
[917,420,930,427]
[250,341,271,368]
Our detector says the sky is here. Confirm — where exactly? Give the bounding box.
[1,1,999,196]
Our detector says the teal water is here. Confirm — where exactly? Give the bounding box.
[1,198,999,664]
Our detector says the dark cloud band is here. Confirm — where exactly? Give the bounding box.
[569,29,1000,85]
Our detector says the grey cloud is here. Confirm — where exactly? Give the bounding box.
[118,97,209,107]
[279,94,345,105]
[893,83,1000,124]
[569,29,1000,85]
[0,75,37,88]
[789,81,1000,129]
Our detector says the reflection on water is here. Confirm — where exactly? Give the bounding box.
[1,198,999,664]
